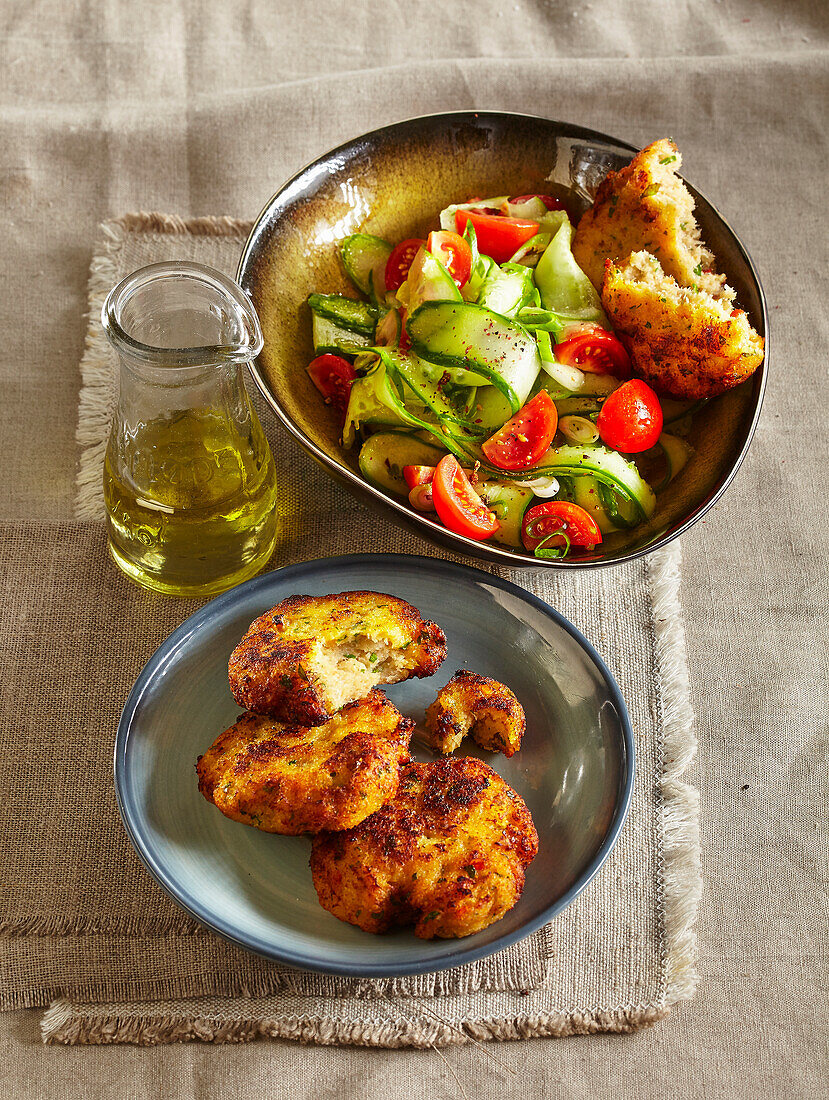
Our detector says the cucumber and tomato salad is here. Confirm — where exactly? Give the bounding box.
[305,191,695,558]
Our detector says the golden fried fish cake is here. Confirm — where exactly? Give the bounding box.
[424,670,525,757]
[196,690,413,835]
[602,251,765,399]
[572,138,734,302]
[228,591,446,727]
[310,757,538,939]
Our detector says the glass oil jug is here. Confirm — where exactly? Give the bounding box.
[102,262,278,596]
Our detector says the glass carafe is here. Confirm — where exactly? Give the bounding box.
[102,262,278,597]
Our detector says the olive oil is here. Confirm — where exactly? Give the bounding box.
[104,407,278,596]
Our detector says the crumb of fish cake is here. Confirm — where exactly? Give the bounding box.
[228,591,446,726]
[310,757,538,939]
[424,670,525,757]
[196,690,413,835]
[573,138,734,304]
[602,251,765,399]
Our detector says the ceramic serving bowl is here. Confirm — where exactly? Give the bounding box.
[114,555,634,976]
[238,112,767,569]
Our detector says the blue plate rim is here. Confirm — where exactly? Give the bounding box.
[114,553,636,978]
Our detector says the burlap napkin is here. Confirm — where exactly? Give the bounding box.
[0,216,699,1045]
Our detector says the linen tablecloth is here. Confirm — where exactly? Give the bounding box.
[1,0,827,1096]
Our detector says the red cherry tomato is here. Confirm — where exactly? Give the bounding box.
[385,238,426,292]
[509,193,564,210]
[403,464,435,489]
[596,379,663,454]
[554,326,631,377]
[426,230,472,289]
[521,501,603,554]
[481,392,558,471]
[432,455,499,541]
[307,354,356,418]
[454,210,540,264]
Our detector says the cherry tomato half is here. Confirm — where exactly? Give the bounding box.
[509,193,564,210]
[385,238,426,292]
[596,379,663,454]
[454,210,540,264]
[554,326,631,377]
[521,501,603,554]
[432,455,499,541]
[403,464,435,489]
[426,230,472,289]
[481,391,558,471]
[307,354,356,419]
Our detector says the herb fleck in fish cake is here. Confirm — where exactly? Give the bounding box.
[310,757,538,939]
[228,591,446,727]
[196,690,413,835]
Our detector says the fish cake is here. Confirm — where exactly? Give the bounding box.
[228,591,446,727]
[572,138,734,302]
[602,251,765,399]
[424,670,525,757]
[196,690,413,835]
[310,757,538,939]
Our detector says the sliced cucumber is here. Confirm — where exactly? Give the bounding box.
[574,373,624,397]
[390,352,468,427]
[407,301,541,414]
[477,265,534,318]
[554,396,603,417]
[653,433,693,490]
[342,366,417,447]
[527,444,656,520]
[340,235,392,297]
[573,476,619,534]
[420,357,486,388]
[396,249,462,314]
[312,313,372,356]
[472,386,514,432]
[597,481,640,528]
[308,293,377,337]
[479,481,534,549]
[533,213,608,326]
[358,432,445,496]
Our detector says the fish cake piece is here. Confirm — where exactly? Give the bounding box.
[310,757,538,939]
[602,251,765,399]
[424,670,525,757]
[196,690,413,835]
[572,138,734,303]
[228,591,446,726]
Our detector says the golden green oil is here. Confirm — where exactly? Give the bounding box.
[104,408,278,596]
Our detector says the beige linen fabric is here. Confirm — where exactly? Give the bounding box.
[9,215,693,1044]
[0,0,827,1094]
[0,204,698,1031]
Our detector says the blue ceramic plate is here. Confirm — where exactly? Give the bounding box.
[115,554,634,977]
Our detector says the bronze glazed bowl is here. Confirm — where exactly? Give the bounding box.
[238,112,767,569]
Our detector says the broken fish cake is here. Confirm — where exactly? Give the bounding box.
[602,250,765,399]
[572,138,734,302]
[424,670,525,757]
[228,591,447,726]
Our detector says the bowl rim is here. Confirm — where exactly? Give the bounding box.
[114,552,636,977]
[237,110,769,570]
